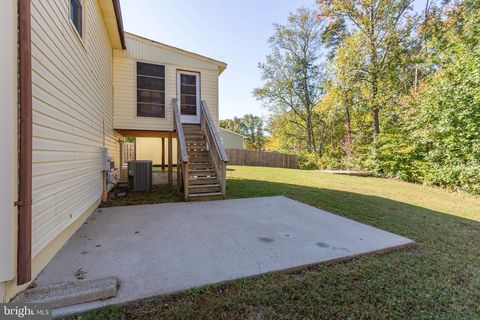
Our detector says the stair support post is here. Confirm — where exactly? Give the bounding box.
[168,132,173,186]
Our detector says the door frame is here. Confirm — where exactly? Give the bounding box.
[176,70,201,124]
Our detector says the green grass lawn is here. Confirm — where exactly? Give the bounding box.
[71,166,480,320]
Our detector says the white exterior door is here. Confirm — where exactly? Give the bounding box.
[177,71,200,124]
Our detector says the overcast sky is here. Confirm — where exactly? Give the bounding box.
[120,0,427,120]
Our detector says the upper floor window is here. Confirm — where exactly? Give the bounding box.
[70,0,83,38]
[137,62,166,118]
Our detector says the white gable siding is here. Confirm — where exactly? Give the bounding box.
[30,0,120,257]
[113,34,220,131]
[219,129,245,149]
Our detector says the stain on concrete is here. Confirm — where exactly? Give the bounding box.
[316,242,330,248]
[258,237,274,243]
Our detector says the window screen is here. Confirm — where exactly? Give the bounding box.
[137,62,165,118]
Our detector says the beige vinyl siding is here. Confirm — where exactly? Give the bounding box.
[135,137,178,165]
[113,33,220,131]
[30,0,119,258]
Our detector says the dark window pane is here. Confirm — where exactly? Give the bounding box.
[136,62,165,118]
[137,62,165,78]
[70,0,82,37]
[181,105,197,115]
[137,76,164,91]
[180,84,196,95]
[181,74,196,85]
[137,104,165,118]
[137,90,164,104]
[180,95,197,105]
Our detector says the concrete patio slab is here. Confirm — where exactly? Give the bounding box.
[32,196,413,317]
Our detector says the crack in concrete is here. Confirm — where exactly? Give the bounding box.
[226,233,263,274]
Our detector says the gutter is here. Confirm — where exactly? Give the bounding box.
[112,0,126,49]
[16,0,33,285]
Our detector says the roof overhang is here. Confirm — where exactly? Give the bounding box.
[98,0,126,50]
[125,32,227,75]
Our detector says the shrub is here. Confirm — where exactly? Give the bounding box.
[297,151,320,170]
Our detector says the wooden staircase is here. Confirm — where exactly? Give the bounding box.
[173,98,228,201]
[183,124,223,200]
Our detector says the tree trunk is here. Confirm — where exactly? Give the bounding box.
[306,112,316,152]
[371,77,380,141]
[372,108,380,141]
[344,100,352,154]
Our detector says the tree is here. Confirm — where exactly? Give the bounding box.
[254,8,324,152]
[406,0,480,194]
[219,114,267,151]
[317,0,416,141]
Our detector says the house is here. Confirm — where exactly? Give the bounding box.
[219,128,246,149]
[0,0,227,302]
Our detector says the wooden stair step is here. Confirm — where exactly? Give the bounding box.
[188,184,221,194]
[188,192,224,201]
[189,164,214,170]
[187,147,208,152]
[189,159,211,164]
[184,131,204,135]
[188,177,218,185]
[183,128,202,133]
[188,172,216,178]
[188,151,209,155]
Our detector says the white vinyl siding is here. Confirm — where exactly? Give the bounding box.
[30,0,120,257]
[219,128,245,149]
[113,33,220,131]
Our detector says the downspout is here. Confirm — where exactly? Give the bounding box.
[16,0,32,285]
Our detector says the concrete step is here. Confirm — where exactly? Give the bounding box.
[13,276,118,309]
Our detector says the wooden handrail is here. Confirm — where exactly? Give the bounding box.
[200,101,229,162]
[173,98,189,163]
[173,98,189,200]
[200,100,228,196]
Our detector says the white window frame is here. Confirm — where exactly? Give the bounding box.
[136,61,166,118]
[69,0,86,46]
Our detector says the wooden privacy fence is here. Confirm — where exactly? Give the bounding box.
[122,142,135,163]
[226,149,298,169]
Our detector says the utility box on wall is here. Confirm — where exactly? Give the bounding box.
[128,160,152,192]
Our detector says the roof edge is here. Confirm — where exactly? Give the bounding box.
[112,0,126,49]
[124,32,227,74]
[219,127,247,138]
